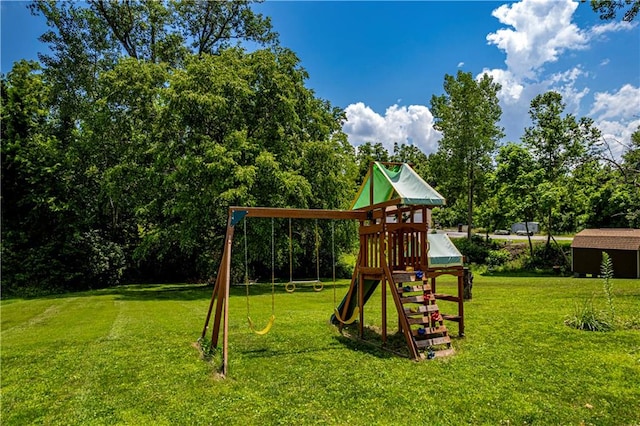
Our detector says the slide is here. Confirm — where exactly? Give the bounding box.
[331,279,380,325]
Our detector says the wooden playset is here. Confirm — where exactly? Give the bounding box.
[200,162,465,376]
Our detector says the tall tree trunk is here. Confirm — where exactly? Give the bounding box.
[525,220,533,257]
[546,207,552,247]
[467,166,473,239]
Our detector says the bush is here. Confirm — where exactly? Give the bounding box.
[1,229,126,298]
[486,249,510,270]
[453,234,499,264]
[564,296,613,331]
[523,243,569,272]
[70,230,126,289]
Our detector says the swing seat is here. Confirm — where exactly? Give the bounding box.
[248,315,275,335]
[286,280,324,292]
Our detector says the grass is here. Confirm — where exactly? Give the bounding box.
[2,276,639,425]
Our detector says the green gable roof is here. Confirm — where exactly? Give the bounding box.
[351,162,446,209]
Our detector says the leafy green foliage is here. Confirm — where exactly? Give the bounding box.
[2,4,354,295]
[522,91,601,244]
[431,71,503,238]
[452,234,500,264]
[591,0,640,21]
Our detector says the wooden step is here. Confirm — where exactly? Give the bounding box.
[435,294,460,302]
[419,348,456,359]
[407,315,445,326]
[415,335,451,348]
[404,304,439,315]
[400,295,435,304]
[442,314,461,322]
[392,271,417,283]
[411,326,448,337]
[397,284,431,294]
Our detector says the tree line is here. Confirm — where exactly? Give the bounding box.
[2,1,639,296]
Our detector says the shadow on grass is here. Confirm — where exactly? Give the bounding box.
[239,344,346,358]
[2,281,354,302]
[332,326,411,360]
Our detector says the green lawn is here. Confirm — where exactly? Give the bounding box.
[2,276,639,425]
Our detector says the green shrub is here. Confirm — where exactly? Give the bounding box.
[523,243,569,271]
[565,252,617,332]
[564,296,612,331]
[601,252,615,324]
[486,249,510,270]
[452,234,499,264]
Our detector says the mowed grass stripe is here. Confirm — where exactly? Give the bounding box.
[1,278,639,425]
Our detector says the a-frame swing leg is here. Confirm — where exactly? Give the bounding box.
[201,269,223,340]
[207,219,235,377]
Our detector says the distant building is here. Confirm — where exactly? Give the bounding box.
[571,228,640,278]
[511,222,539,234]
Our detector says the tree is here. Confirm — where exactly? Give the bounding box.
[590,0,639,21]
[4,3,354,294]
[481,142,542,255]
[391,142,432,181]
[31,0,278,65]
[1,61,125,294]
[355,142,390,184]
[430,71,504,239]
[522,91,601,244]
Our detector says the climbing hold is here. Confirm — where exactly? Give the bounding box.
[418,327,426,335]
[415,271,424,279]
[427,349,436,360]
[404,286,411,292]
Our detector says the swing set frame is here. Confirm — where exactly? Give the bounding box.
[200,207,365,377]
[201,162,466,378]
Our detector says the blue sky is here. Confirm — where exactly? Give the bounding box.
[2,0,639,156]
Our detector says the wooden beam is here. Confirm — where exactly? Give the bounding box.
[221,217,234,378]
[230,206,367,221]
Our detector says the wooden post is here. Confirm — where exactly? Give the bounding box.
[211,216,236,347]
[458,273,465,337]
[201,268,223,340]
[381,214,387,344]
[358,271,364,338]
[221,220,234,377]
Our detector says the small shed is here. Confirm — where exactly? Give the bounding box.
[571,229,640,278]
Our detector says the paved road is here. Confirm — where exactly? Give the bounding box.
[437,230,573,241]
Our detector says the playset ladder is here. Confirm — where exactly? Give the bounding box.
[390,272,454,359]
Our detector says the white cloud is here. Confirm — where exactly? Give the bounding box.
[457,61,465,68]
[481,68,524,104]
[480,0,637,143]
[588,85,640,159]
[343,102,442,154]
[486,0,588,79]
[596,118,640,159]
[589,84,640,120]
[590,20,636,37]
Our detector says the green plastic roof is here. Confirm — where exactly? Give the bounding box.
[427,233,463,267]
[351,162,445,209]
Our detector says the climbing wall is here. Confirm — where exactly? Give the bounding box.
[392,271,454,359]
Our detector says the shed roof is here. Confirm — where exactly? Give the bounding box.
[571,228,640,251]
[351,162,445,209]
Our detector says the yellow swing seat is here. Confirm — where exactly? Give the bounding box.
[247,315,275,335]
